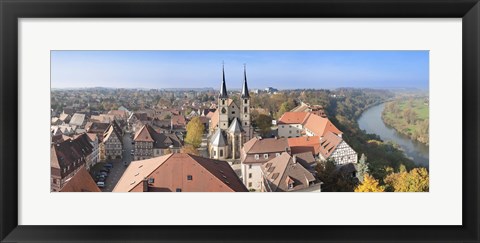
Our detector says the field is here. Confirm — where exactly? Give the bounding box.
[382,98,429,145]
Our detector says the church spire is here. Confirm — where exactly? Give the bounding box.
[219,62,228,98]
[241,64,250,98]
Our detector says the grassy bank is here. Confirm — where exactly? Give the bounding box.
[382,98,429,145]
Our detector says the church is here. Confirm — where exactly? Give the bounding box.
[209,65,253,161]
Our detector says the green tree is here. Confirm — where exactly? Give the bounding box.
[255,114,273,137]
[185,117,204,148]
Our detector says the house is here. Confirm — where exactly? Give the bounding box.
[69,113,87,128]
[86,133,100,169]
[170,115,187,131]
[261,152,317,192]
[113,153,247,192]
[208,64,253,161]
[278,112,357,165]
[72,133,96,170]
[58,113,71,123]
[133,124,183,160]
[287,136,321,156]
[240,137,290,191]
[51,136,93,192]
[90,114,115,123]
[318,131,357,165]
[277,112,342,138]
[103,122,123,160]
[51,117,63,125]
[60,166,101,192]
[291,102,326,117]
[51,125,76,136]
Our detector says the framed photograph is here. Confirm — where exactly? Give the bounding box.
[1,0,479,242]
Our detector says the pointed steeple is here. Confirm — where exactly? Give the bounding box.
[219,62,228,98]
[241,64,250,98]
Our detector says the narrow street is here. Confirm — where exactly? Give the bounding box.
[101,132,133,192]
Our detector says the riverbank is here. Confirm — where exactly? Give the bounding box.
[381,99,429,145]
[358,103,429,168]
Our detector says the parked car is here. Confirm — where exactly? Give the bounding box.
[100,169,109,173]
[98,177,106,182]
[100,171,108,177]
[105,163,113,168]
[97,182,105,188]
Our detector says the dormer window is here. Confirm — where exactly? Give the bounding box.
[263,154,269,159]
[254,154,259,160]
[288,182,294,189]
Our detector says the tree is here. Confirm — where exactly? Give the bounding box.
[384,166,429,192]
[181,144,200,156]
[354,174,385,192]
[316,160,337,191]
[255,114,273,137]
[185,117,204,148]
[356,153,369,182]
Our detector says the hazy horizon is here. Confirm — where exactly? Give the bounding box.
[51,50,429,90]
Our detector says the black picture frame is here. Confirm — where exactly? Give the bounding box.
[1,0,479,242]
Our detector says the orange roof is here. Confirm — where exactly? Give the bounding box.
[302,113,342,137]
[60,166,101,192]
[278,112,310,125]
[287,136,321,155]
[113,153,247,192]
[134,124,154,142]
[318,131,343,159]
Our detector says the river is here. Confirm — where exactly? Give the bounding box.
[357,103,429,167]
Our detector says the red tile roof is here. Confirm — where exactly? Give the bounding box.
[60,166,101,192]
[113,153,247,192]
[278,112,310,125]
[318,131,343,159]
[302,113,342,137]
[287,136,321,155]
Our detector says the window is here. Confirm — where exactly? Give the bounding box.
[244,107,247,113]
[275,153,280,157]
[222,100,225,105]
[288,183,294,189]
[263,154,268,159]
[289,131,292,134]
[254,154,259,160]
[249,164,252,169]
[176,188,182,192]
[248,182,252,187]
[244,99,248,104]
[213,150,216,156]
[219,149,223,157]
[248,173,252,178]
[231,111,235,114]
[187,175,193,180]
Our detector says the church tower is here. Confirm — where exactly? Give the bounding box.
[240,64,252,142]
[218,63,229,130]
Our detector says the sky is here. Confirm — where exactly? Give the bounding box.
[51,50,429,90]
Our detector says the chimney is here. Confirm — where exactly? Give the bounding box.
[142,178,148,192]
